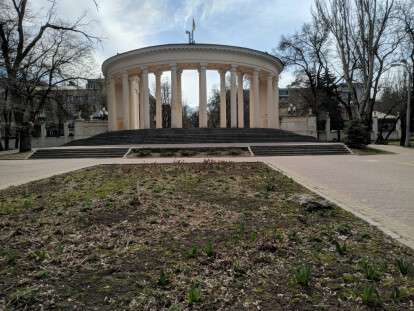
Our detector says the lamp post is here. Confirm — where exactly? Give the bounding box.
[391,60,412,147]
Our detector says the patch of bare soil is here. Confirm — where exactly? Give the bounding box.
[128,147,251,158]
[0,162,413,310]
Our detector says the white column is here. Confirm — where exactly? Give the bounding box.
[106,78,112,130]
[40,122,47,137]
[253,70,261,128]
[230,65,237,128]
[136,76,140,129]
[249,74,254,128]
[155,71,162,128]
[198,64,208,128]
[108,77,117,131]
[266,74,273,128]
[129,75,139,130]
[141,67,149,128]
[177,69,183,128]
[237,72,244,128]
[273,74,280,128]
[139,73,144,128]
[259,79,266,127]
[219,69,227,128]
[170,64,179,128]
[128,77,134,128]
[122,72,130,130]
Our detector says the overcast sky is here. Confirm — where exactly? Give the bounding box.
[35,0,314,107]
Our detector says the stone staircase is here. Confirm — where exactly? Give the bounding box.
[250,144,351,156]
[64,128,317,146]
[29,148,129,159]
[29,144,351,159]
[28,129,351,159]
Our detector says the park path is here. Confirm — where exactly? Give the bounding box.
[263,145,414,249]
[0,145,413,249]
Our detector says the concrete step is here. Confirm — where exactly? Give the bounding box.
[251,144,350,156]
[30,148,129,159]
[65,128,317,146]
[29,143,351,159]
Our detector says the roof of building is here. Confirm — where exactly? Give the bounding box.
[102,43,284,75]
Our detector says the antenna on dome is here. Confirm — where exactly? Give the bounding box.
[185,18,196,44]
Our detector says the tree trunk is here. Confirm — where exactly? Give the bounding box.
[19,124,31,152]
[384,117,400,142]
[400,111,406,146]
[345,105,353,121]
[315,111,320,140]
[14,133,19,149]
[375,125,385,144]
[4,124,10,150]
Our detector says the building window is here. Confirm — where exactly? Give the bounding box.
[279,89,289,98]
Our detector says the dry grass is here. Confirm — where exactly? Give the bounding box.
[0,162,413,310]
[128,147,251,158]
[0,151,31,160]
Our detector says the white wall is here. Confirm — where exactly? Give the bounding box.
[280,116,317,138]
[29,120,108,148]
[74,120,108,139]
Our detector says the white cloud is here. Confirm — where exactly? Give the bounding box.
[28,0,312,105]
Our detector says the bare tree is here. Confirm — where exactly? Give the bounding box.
[207,88,220,128]
[0,0,98,151]
[396,0,414,145]
[375,74,405,143]
[315,0,401,126]
[396,0,414,72]
[182,104,198,128]
[277,18,331,117]
[160,79,171,128]
[277,16,352,141]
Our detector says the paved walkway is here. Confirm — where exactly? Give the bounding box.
[263,145,414,249]
[0,145,413,249]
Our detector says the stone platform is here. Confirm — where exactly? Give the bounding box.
[27,128,351,158]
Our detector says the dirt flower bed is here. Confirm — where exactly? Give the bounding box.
[129,147,250,158]
[0,162,413,310]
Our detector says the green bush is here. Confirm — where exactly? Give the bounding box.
[361,285,381,306]
[360,258,382,281]
[187,285,201,305]
[9,287,38,307]
[229,149,242,156]
[204,241,215,257]
[263,174,277,192]
[396,258,412,276]
[157,270,169,287]
[333,240,347,255]
[186,245,198,258]
[181,150,196,157]
[345,120,370,148]
[134,149,151,157]
[294,264,312,286]
[391,286,408,301]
